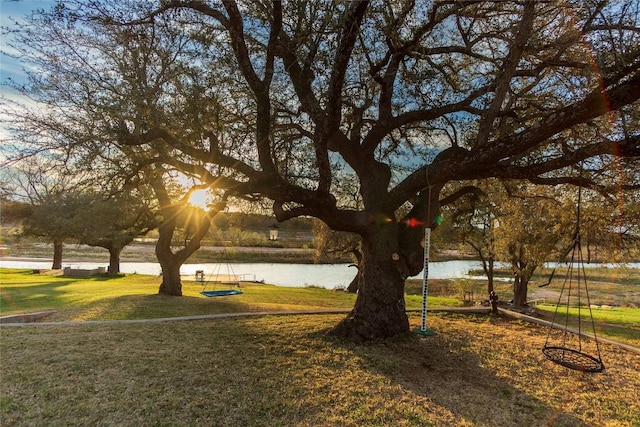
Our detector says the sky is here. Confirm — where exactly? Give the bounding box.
[1,0,55,89]
[1,1,55,150]
[0,0,220,204]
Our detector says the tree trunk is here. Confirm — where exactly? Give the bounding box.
[153,206,214,296]
[346,265,362,293]
[482,256,499,314]
[149,171,218,297]
[329,188,441,341]
[107,246,123,275]
[155,224,185,296]
[157,251,183,296]
[346,248,363,293]
[52,239,63,269]
[330,230,409,342]
[508,243,538,309]
[512,262,536,308]
[481,255,495,294]
[512,275,528,308]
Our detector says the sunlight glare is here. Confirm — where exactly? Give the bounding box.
[188,189,211,209]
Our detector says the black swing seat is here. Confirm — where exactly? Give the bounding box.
[542,346,605,373]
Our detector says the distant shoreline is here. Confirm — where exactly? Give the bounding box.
[1,243,478,265]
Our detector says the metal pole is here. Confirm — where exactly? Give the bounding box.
[413,227,435,336]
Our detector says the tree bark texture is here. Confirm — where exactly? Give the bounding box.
[346,268,362,294]
[511,260,536,308]
[155,216,186,296]
[157,253,183,296]
[482,256,495,295]
[149,171,218,297]
[346,248,363,293]
[512,275,529,308]
[153,206,215,296]
[330,226,410,341]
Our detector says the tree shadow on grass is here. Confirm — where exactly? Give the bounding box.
[0,313,611,427]
[321,315,589,426]
[0,280,75,315]
[64,293,254,321]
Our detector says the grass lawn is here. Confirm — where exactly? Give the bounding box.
[0,269,459,322]
[1,313,639,426]
[535,304,640,348]
[0,268,356,321]
[1,268,640,426]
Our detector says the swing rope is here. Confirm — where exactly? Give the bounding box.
[199,255,243,297]
[542,182,604,373]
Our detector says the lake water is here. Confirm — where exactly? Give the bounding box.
[1,259,483,289]
[2,259,636,289]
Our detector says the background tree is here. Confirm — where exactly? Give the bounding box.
[450,181,499,300]
[0,198,32,237]
[149,169,225,295]
[2,1,228,294]
[492,182,576,308]
[22,191,84,269]
[75,189,156,275]
[2,157,156,272]
[6,160,89,269]
[3,1,639,341]
[313,219,361,292]
[617,189,640,261]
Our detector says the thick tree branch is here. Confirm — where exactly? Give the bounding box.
[386,146,470,212]
[326,1,368,127]
[119,127,259,179]
[439,185,484,207]
[476,1,536,146]
[495,135,640,180]
[472,73,640,165]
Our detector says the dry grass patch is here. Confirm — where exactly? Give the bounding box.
[2,313,639,426]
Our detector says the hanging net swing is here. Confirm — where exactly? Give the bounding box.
[541,186,605,373]
[196,261,243,297]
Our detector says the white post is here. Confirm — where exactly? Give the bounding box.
[414,227,435,336]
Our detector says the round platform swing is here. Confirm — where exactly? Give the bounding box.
[541,184,604,373]
[197,261,243,297]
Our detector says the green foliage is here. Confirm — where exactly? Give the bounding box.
[0,199,32,224]
[21,192,83,242]
[78,191,156,249]
[214,226,267,246]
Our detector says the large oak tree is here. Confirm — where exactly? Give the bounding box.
[3,1,639,341]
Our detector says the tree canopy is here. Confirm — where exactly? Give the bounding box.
[2,0,638,341]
